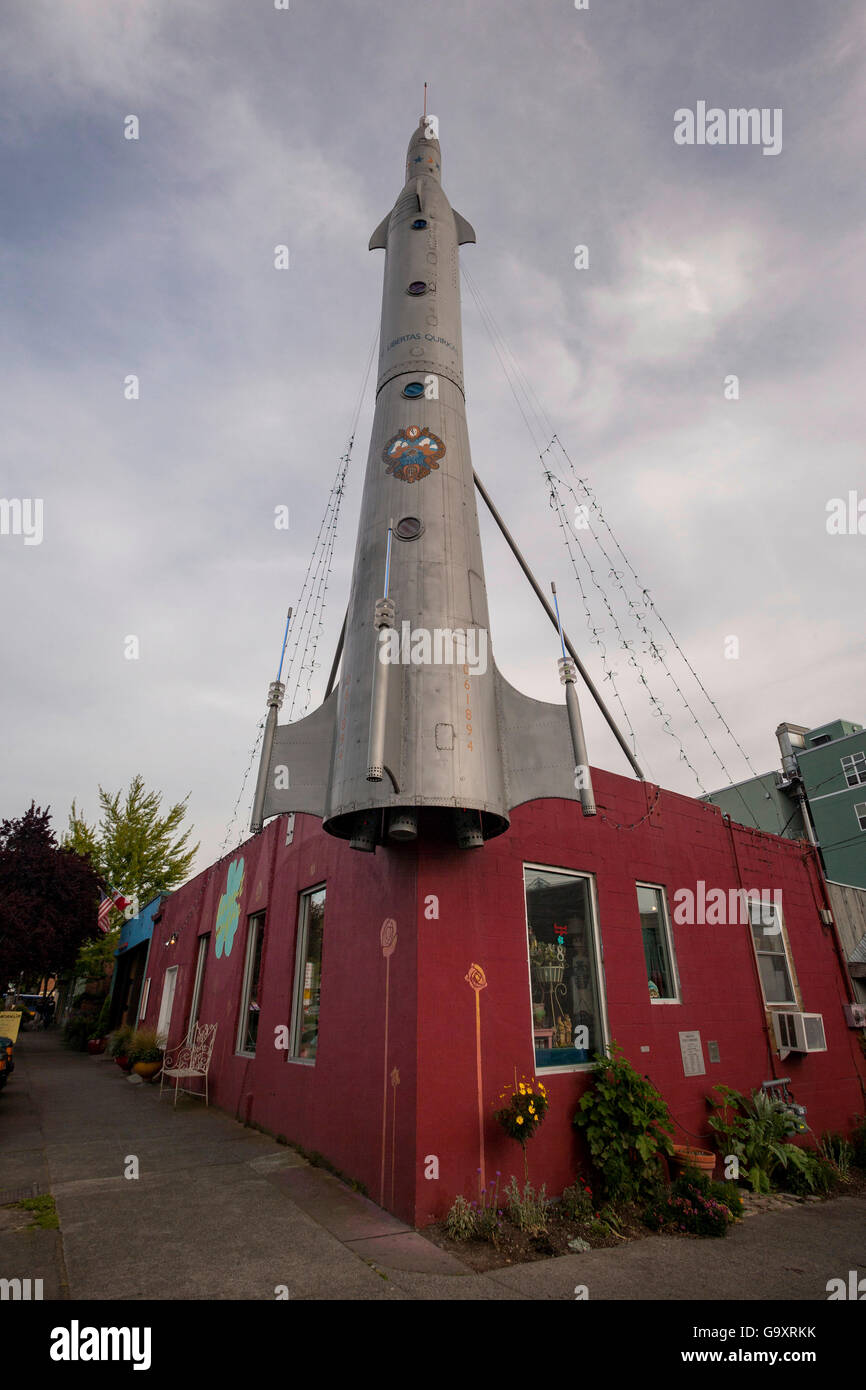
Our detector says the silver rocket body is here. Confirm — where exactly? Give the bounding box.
[253,120,594,848]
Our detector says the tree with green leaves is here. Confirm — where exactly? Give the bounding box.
[65,774,199,920]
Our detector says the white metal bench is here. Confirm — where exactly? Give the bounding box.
[159,1022,217,1106]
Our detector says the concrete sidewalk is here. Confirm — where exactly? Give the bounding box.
[2,1032,864,1301]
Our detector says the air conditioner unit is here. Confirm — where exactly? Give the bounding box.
[843,1002,866,1029]
[772,1011,827,1058]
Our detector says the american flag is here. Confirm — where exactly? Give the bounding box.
[97,891,130,934]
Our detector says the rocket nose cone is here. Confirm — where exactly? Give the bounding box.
[405,115,441,183]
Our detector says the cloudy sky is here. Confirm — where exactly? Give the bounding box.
[2,0,863,875]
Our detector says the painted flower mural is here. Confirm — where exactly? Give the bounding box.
[215,856,245,958]
[382,425,445,484]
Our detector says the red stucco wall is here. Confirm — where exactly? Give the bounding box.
[142,772,866,1227]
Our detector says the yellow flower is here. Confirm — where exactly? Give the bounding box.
[516,1116,524,1125]
[518,1084,526,1094]
[528,1104,535,1114]
[527,1087,533,1094]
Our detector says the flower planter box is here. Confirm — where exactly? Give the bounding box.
[87,1039,106,1055]
[671,1145,716,1178]
[133,1061,162,1081]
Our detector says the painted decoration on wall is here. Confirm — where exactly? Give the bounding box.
[382,426,445,484]
[214,857,245,958]
[465,963,488,1189]
[379,918,398,1205]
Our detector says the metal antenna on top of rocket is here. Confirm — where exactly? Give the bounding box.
[552,583,596,817]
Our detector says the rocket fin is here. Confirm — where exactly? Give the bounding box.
[259,689,338,821]
[369,215,390,251]
[493,663,586,809]
[453,210,476,245]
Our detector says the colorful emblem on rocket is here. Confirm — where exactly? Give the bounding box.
[382,426,445,484]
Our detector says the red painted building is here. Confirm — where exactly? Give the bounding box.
[140,770,866,1226]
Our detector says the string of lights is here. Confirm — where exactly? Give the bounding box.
[461,262,761,813]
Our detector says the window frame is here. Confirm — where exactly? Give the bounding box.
[521,861,608,1075]
[747,898,798,1009]
[235,913,265,1058]
[288,884,326,1065]
[189,932,210,1036]
[841,752,866,787]
[635,881,681,1004]
[854,802,866,832]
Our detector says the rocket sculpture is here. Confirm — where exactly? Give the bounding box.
[251,116,634,851]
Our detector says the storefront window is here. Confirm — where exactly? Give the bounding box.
[524,865,604,1068]
[290,886,325,1061]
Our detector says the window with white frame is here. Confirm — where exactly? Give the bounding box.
[189,933,210,1035]
[637,884,679,1001]
[524,865,605,1068]
[236,915,264,1056]
[748,900,796,1006]
[289,886,325,1061]
[855,802,866,831]
[841,752,866,787]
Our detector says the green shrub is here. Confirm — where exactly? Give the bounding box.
[573,1042,675,1201]
[850,1116,866,1172]
[560,1180,594,1222]
[678,1164,743,1217]
[127,1028,163,1063]
[445,1194,476,1241]
[504,1176,548,1235]
[778,1147,838,1197]
[89,996,111,1041]
[820,1132,853,1181]
[106,1025,134,1058]
[62,1015,91,1051]
[707,1085,809,1193]
[644,1171,735,1238]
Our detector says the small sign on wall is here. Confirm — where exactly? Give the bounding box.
[679,1029,706,1077]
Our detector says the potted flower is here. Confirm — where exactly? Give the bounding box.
[128,1027,164,1081]
[530,939,565,984]
[107,1025,134,1072]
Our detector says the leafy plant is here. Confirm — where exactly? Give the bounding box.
[503,1176,548,1235]
[62,1015,91,1051]
[89,995,112,1042]
[445,1194,476,1241]
[707,1085,810,1194]
[819,1132,853,1181]
[643,1173,733,1238]
[474,1173,503,1243]
[107,1024,134,1058]
[573,1042,675,1201]
[560,1179,594,1222]
[529,939,565,967]
[127,1027,163,1063]
[779,1147,837,1197]
[850,1115,866,1172]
